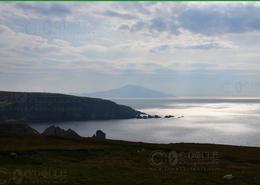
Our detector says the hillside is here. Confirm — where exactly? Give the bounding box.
[86,85,174,98]
[0,135,259,185]
[0,91,141,123]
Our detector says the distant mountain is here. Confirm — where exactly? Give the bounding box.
[85,85,174,98]
[0,91,142,123]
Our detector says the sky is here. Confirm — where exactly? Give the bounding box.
[1,2,260,97]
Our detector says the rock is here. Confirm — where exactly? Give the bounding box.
[136,114,148,119]
[136,115,148,119]
[136,114,161,119]
[164,115,175,118]
[92,130,106,140]
[66,129,80,138]
[42,126,81,139]
[0,122,39,135]
[154,115,161,118]
[223,174,233,180]
[10,152,17,157]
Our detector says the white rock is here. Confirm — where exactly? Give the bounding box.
[223,174,233,180]
[10,152,17,157]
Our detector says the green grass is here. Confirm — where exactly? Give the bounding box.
[0,135,259,185]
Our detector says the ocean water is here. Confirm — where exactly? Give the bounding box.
[32,98,260,147]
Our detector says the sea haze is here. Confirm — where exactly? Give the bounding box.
[33,98,260,147]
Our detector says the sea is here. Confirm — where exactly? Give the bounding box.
[32,98,260,147]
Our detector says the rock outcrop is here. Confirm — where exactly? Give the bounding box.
[92,130,106,140]
[0,121,39,135]
[164,115,175,118]
[42,126,80,139]
[136,114,162,119]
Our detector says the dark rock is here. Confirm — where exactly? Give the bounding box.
[136,114,161,119]
[10,152,17,158]
[223,174,233,180]
[92,130,106,140]
[42,126,81,139]
[0,121,39,135]
[66,129,80,138]
[136,115,147,119]
[164,115,175,118]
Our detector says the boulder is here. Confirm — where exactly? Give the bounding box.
[154,115,161,118]
[92,130,106,140]
[164,115,175,118]
[136,114,161,119]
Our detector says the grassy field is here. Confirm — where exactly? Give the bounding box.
[0,135,259,185]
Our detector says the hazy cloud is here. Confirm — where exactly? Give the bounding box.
[1,3,260,95]
[16,4,72,17]
[175,42,231,50]
[150,45,170,53]
[97,10,137,20]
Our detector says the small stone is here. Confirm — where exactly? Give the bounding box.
[223,174,233,180]
[165,115,175,118]
[10,152,17,157]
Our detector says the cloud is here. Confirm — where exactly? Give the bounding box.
[116,3,155,15]
[148,15,181,35]
[175,42,231,50]
[150,45,170,53]
[0,24,48,50]
[191,63,218,70]
[97,10,137,20]
[116,4,260,36]
[118,24,131,31]
[178,5,260,35]
[118,17,180,35]
[15,4,72,18]
[2,3,260,95]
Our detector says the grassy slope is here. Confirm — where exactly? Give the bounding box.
[0,135,260,185]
